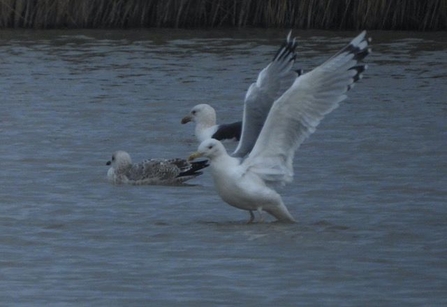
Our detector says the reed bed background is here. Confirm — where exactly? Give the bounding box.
[0,0,445,30]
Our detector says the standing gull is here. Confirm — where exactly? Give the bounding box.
[181,31,301,155]
[106,150,208,185]
[189,31,371,223]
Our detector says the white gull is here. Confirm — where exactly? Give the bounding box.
[188,31,371,223]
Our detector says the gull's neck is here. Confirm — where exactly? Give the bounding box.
[116,161,132,174]
[209,152,240,174]
[195,125,217,143]
[195,112,215,128]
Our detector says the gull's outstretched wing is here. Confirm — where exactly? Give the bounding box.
[232,32,300,158]
[243,31,371,185]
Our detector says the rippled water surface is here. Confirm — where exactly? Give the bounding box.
[1,29,446,306]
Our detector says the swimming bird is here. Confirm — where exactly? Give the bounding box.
[106,150,208,185]
[181,104,242,143]
[188,31,371,223]
[181,31,301,156]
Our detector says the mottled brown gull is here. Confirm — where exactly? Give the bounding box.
[106,150,208,185]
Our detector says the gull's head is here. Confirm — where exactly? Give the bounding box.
[106,150,132,170]
[188,138,226,162]
[181,104,216,126]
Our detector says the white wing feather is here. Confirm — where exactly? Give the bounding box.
[232,32,299,158]
[243,31,370,185]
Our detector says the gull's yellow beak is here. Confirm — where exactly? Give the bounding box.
[188,151,204,162]
[181,115,193,124]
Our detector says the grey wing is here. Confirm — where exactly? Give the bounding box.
[243,31,371,185]
[232,32,299,158]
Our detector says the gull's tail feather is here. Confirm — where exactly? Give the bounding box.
[265,199,296,223]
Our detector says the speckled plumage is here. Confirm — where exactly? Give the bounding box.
[107,151,208,185]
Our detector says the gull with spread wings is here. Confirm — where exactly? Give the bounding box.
[189,31,371,223]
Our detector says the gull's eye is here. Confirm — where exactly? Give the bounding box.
[192,110,197,115]
[112,156,115,161]
[208,145,213,150]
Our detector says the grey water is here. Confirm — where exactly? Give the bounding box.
[0,29,446,306]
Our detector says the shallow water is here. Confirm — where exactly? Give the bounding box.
[0,29,446,306]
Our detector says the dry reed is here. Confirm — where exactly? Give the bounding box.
[0,0,445,30]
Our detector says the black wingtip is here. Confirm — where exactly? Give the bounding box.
[177,159,209,178]
[272,32,298,62]
[355,48,371,62]
[347,64,368,91]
